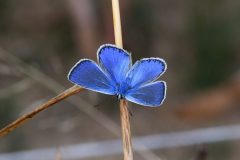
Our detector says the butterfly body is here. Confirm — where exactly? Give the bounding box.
[68,44,167,107]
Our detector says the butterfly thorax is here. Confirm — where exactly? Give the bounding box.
[116,81,131,99]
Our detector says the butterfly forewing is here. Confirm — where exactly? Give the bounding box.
[68,59,116,95]
[98,44,132,84]
[126,58,166,88]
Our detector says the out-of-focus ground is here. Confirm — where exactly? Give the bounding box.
[0,0,240,160]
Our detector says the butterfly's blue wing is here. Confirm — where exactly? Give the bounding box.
[98,44,131,84]
[126,58,166,88]
[125,81,166,107]
[68,59,116,95]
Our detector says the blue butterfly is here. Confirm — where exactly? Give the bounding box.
[68,44,167,107]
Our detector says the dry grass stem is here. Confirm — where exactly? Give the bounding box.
[112,0,123,48]
[0,85,83,138]
[120,99,133,160]
[112,0,133,159]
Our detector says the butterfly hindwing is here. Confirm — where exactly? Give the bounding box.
[125,81,166,107]
[126,58,166,88]
[68,59,116,95]
[98,44,131,84]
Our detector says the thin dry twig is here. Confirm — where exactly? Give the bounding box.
[120,99,133,160]
[112,0,133,159]
[0,47,121,136]
[0,85,83,137]
[112,0,123,48]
